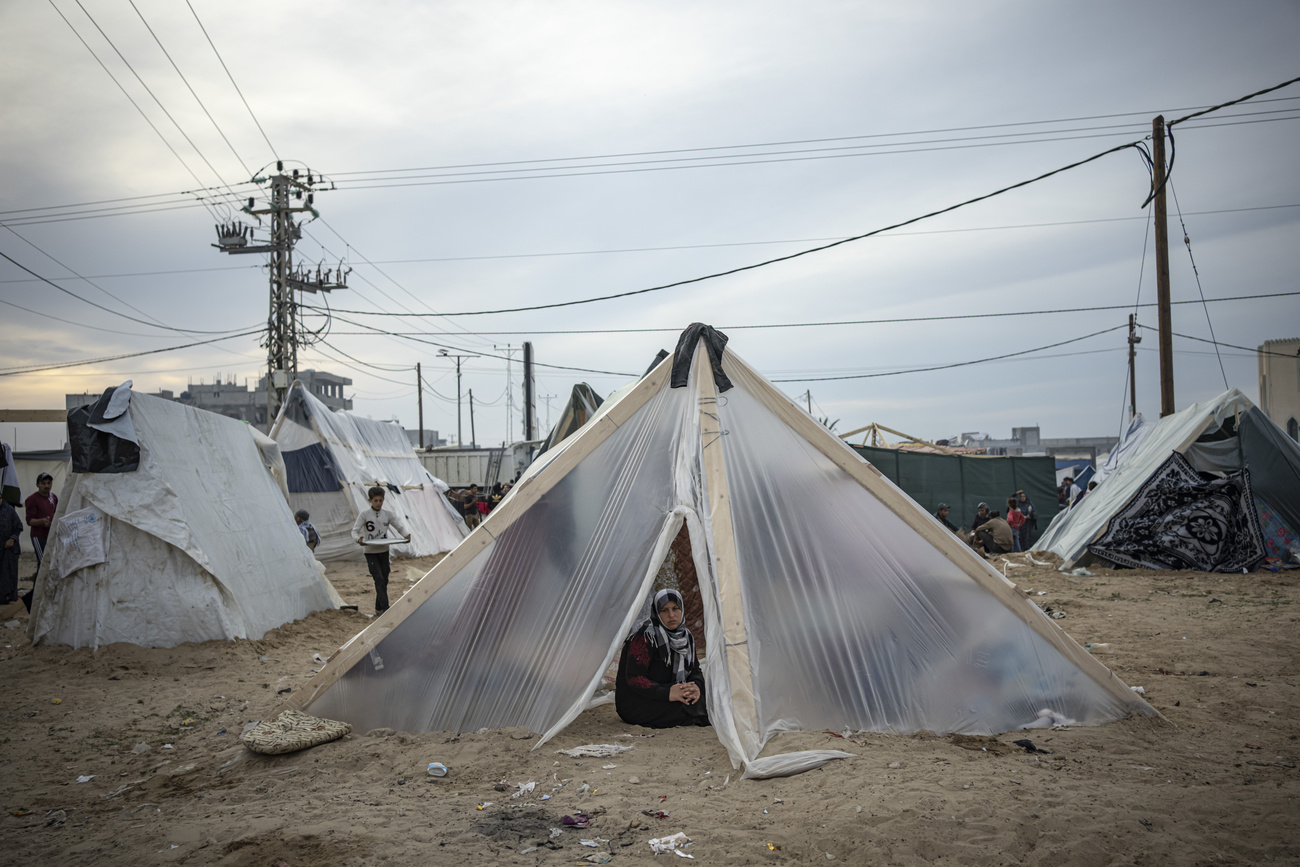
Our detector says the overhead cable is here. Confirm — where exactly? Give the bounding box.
[770,325,1129,382]
[184,0,278,160]
[0,248,261,335]
[67,0,244,212]
[0,329,263,376]
[306,291,1300,334]
[1137,324,1300,359]
[46,0,226,221]
[126,0,252,177]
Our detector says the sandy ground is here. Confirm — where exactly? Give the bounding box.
[0,550,1296,866]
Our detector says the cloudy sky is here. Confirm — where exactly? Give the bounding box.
[3,1,1298,451]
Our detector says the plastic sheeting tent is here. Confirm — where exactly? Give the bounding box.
[270,383,468,561]
[1036,389,1300,569]
[292,329,1153,779]
[28,388,340,650]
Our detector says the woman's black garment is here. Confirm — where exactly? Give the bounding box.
[615,631,710,728]
[0,501,22,605]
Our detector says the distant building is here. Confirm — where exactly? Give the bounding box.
[948,425,1119,463]
[1258,337,1300,442]
[66,369,352,429]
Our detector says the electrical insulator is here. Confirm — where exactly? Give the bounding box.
[307,173,313,184]
[277,160,283,171]
[307,194,314,205]
[293,169,300,178]
[247,197,255,209]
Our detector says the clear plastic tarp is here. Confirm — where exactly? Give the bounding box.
[719,360,1135,738]
[303,336,1151,777]
[272,383,467,561]
[28,391,338,649]
[309,379,688,733]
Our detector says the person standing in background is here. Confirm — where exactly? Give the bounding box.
[1016,490,1037,551]
[24,472,57,572]
[1006,497,1025,553]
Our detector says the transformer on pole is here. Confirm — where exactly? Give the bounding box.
[211,162,344,429]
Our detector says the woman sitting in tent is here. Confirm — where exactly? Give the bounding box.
[615,589,710,728]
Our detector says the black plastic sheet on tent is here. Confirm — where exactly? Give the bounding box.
[1088,452,1266,571]
[282,443,342,493]
[67,405,139,474]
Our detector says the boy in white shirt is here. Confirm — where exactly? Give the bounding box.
[351,486,411,614]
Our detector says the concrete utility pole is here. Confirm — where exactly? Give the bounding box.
[1151,116,1176,417]
[211,162,344,430]
[416,362,424,449]
[522,342,536,440]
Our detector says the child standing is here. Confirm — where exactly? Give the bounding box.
[1005,497,1025,553]
[351,486,410,614]
[294,509,320,551]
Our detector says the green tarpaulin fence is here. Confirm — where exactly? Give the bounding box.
[851,445,1060,546]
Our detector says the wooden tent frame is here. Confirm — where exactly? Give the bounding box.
[291,337,1152,723]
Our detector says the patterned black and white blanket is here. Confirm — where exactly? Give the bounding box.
[1088,451,1266,572]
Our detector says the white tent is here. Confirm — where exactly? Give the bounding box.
[28,387,340,650]
[1036,388,1300,570]
[270,383,468,562]
[1090,413,1148,489]
[293,328,1152,779]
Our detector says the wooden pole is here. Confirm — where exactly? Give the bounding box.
[1152,115,1175,417]
[1127,314,1139,421]
[468,388,476,449]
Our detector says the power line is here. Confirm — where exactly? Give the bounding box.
[0,329,264,376]
[312,77,1300,319]
[1,222,173,328]
[183,0,278,161]
[0,247,261,335]
[46,0,225,221]
[328,112,1299,193]
[329,99,1300,178]
[127,0,251,177]
[320,288,1300,337]
[770,324,1129,382]
[322,312,638,377]
[1137,324,1300,359]
[67,0,243,212]
[1169,75,1300,127]
[338,141,1153,317]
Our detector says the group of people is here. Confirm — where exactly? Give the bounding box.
[934,490,1039,557]
[0,472,58,607]
[1059,475,1098,508]
[449,482,511,530]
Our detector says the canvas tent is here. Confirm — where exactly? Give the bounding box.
[1036,388,1300,570]
[292,326,1152,778]
[271,383,468,561]
[28,385,340,650]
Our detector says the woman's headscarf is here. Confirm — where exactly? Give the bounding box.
[638,588,695,683]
